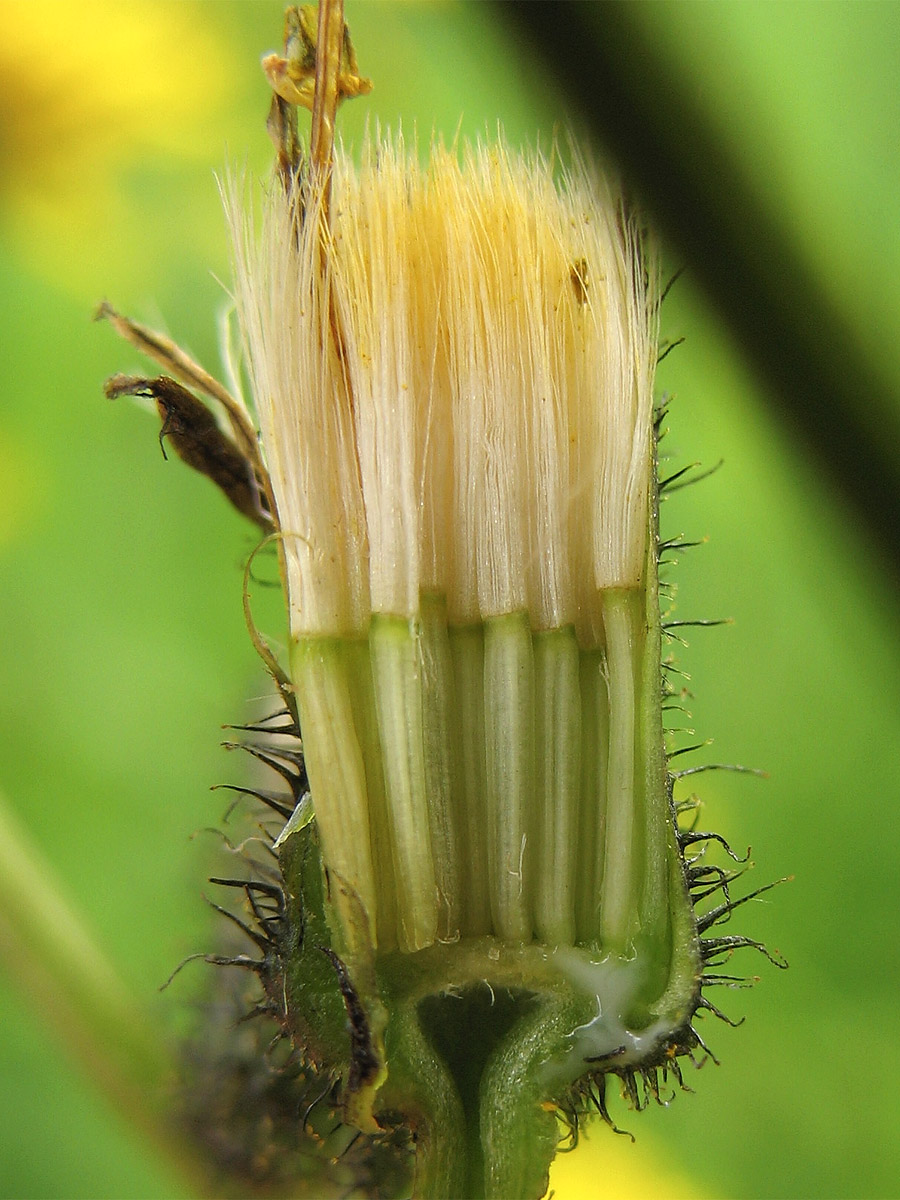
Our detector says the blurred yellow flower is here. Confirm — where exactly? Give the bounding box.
[0,0,237,291]
[550,1130,702,1199]
[0,431,45,548]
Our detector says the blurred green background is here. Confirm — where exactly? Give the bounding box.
[1,2,898,1197]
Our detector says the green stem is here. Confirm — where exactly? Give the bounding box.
[381,998,467,1200]
[379,947,604,1200]
[479,993,584,1200]
[0,791,213,1196]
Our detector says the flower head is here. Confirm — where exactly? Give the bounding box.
[1,0,235,291]
[96,8,785,1195]
[227,135,662,961]
[230,137,656,639]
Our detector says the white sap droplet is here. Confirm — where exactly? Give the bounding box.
[541,947,671,1088]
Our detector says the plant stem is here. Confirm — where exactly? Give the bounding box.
[479,993,585,1200]
[0,791,213,1196]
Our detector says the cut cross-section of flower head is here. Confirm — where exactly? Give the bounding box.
[94,9,783,1197]
[226,137,675,962]
[216,119,753,1197]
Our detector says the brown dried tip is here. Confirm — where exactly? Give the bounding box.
[104,373,273,533]
[262,3,371,183]
[262,4,371,113]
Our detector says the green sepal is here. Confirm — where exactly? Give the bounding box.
[275,819,354,1074]
[275,817,388,1132]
